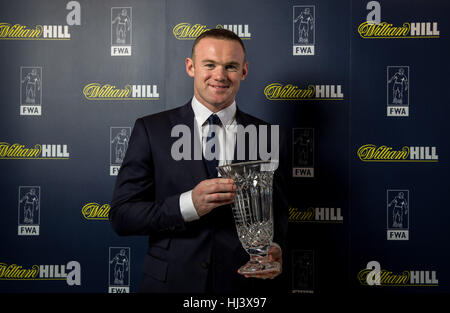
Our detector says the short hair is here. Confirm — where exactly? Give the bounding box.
[191,28,246,59]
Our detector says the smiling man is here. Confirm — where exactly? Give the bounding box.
[186,33,248,112]
[110,29,288,294]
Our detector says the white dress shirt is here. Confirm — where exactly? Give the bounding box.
[179,96,237,222]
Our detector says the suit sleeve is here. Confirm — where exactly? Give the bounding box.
[109,118,187,236]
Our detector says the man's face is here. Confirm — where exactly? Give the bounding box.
[186,38,248,112]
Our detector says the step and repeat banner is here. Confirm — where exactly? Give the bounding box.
[0,0,448,295]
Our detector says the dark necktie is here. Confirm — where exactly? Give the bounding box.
[204,114,221,178]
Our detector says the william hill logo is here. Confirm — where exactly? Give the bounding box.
[172,23,251,40]
[0,4,80,40]
[289,207,343,223]
[357,144,438,162]
[359,1,439,39]
[83,83,159,100]
[358,261,438,287]
[81,203,110,220]
[264,83,344,100]
[0,261,81,286]
[358,21,439,39]
[0,143,69,159]
[0,23,71,40]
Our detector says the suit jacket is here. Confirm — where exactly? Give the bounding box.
[110,101,289,294]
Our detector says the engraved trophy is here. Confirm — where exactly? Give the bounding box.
[217,160,281,275]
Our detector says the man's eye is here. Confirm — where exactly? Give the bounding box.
[205,64,215,69]
[226,65,238,71]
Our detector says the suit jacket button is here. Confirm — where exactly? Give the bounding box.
[200,261,209,269]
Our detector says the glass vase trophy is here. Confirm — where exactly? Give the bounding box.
[217,160,281,275]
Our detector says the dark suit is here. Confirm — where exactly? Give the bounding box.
[110,101,289,294]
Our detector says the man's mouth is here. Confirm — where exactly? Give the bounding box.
[209,84,229,90]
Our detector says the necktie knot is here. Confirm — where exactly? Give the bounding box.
[206,114,221,142]
[207,114,221,127]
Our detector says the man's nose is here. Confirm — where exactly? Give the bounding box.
[212,66,227,81]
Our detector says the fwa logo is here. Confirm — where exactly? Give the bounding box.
[20,67,42,116]
[387,190,409,240]
[111,7,132,56]
[292,5,315,55]
[18,186,40,235]
[291,250,314,294]
[108,247,130,293]
[387,66,409,116]
[292,128,314,177]
[110,127,130,176]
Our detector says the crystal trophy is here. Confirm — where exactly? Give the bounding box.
[217,160,281,275]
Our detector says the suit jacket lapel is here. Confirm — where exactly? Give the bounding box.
[169,101,209,184]
[233,108,258,164]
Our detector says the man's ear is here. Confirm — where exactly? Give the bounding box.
[186,57,195,78]
[241,61,248,81]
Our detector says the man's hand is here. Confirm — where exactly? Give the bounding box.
[241,244,282,279]
[192,178,237,217]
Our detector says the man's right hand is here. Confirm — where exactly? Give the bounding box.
[192,178,237,217]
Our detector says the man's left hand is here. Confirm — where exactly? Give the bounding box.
[240,244,282,280]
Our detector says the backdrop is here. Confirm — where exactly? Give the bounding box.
[0,0,449,296]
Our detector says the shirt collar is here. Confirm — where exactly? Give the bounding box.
[191,96,236,127]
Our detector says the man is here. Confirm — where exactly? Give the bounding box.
[111,128,129,163]
[389,191,408,228]
[22,68,41,104]
[294,7,314,44]
[110,29,288,293]
[111,8,131,44]
[110,249,129,285]
[21,188,39,224]
[388,67,408,105]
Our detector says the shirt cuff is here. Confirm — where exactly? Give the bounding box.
[179,190,200,222]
